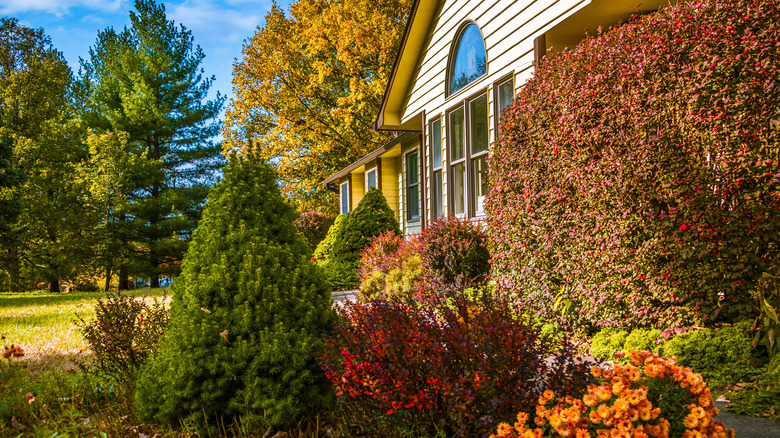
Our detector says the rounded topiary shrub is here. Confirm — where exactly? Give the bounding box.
[135,154,334,430]
[487,0,780,328]
[418,216,490,294]
[313,214,345,263]
[325,188,400,288]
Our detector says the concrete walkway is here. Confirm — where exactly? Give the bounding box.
[715,402,780,437]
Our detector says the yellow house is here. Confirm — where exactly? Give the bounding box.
[323,0,668,235]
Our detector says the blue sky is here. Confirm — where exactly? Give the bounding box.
[2,0,293,116]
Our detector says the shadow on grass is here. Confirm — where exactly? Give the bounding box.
[0,288,169,309]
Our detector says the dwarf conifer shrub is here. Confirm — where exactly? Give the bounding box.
[487,0,780,327]
[135,155,334,430]
[295,211,336,252]
[313,214,345,262]
[418,216,490,294]
[325,188,400,288]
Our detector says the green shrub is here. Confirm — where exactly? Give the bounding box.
[295,211,336,253]
[418,216,490,294]
[326,188,400,289]
[313,214,345,262]
[487,0,780,328]
[77,292,169,398]
[663,322,753,374]
[135,154,334,430]
[589,328,629,362]
[623,328,663,356]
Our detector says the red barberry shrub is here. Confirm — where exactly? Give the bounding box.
[357,231,421,302]
[295,211,336,252]
[487,0,780,328]
[418,216,490,294]
[78,292,169,397]
[319,290,587,437]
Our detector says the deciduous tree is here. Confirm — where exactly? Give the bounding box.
[224,0,411,212]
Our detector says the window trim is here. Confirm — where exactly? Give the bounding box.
[493,73,515,134]
[339,180,350,215]
[446,88,490,219]
[405,149,421,222]
[429,116,443,220]
[445,20,488,99]
[365,166,378,191]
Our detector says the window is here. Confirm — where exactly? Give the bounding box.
[406,151,420,221]
[340,181,349,215]
[448,23,487,96]
[495,76,514,132]
[430,118,443,219]
[366,167,377,190]
[448,92,488,217]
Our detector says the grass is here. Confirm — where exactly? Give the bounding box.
[0,288,177,438]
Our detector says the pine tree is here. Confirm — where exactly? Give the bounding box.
[135,154,334,430]
[78,0,224,288]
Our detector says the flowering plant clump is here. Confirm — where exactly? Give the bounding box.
[492,351,734,438]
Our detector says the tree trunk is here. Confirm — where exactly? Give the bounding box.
[104,266,112,292]
[48,275,60,293]
[118,265,129,290]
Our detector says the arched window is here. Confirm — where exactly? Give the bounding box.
[448,23,486,95]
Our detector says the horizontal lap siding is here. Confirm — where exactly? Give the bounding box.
[401,0,589,125]
[381,157,400,222]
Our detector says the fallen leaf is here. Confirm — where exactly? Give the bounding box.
[201,307,211,314]
[219,329,229,343]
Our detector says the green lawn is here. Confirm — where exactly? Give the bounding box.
[1,289,169,363]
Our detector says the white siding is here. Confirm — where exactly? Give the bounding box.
[401,0,589,125]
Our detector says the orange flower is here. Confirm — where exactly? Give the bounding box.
[583,394,598,407]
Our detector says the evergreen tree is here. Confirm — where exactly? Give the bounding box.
[323,188,400,288]
[78,0,225,288]
[135,154,334,429]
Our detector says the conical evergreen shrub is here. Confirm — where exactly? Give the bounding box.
[323,188,400,289]
[135,154,334,430]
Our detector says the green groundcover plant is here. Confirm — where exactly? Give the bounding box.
[135,154,334,430]
[487,0,780,328]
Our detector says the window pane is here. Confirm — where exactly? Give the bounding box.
[451,161,465,215]
[449,106,465,161]
[433,170,443,218]
[367,169,377,189]
[470,93,488,154]
[408,184,419,220]
[340,182,349,215]
[472,155,488,214]
[407,152,418,185]
[432,119,442,168]
[497,78,514,121]
[450,24,487,94]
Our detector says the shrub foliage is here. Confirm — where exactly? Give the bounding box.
[319,188,400,290]
[319,291,588,437]
[78,292,169,397]
[357,231,420,302]
[135,155,334,429]
[487,0,780,327]
[418,216,490,294]
[295,211,336,252]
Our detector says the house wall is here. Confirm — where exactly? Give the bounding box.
[400,0,591,222]
[350,171,365,211]
[380,157,400,222]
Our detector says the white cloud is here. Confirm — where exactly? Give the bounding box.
[167,0,266,46]
[0,0,125,16]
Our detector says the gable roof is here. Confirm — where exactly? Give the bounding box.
[374,0,437,131]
